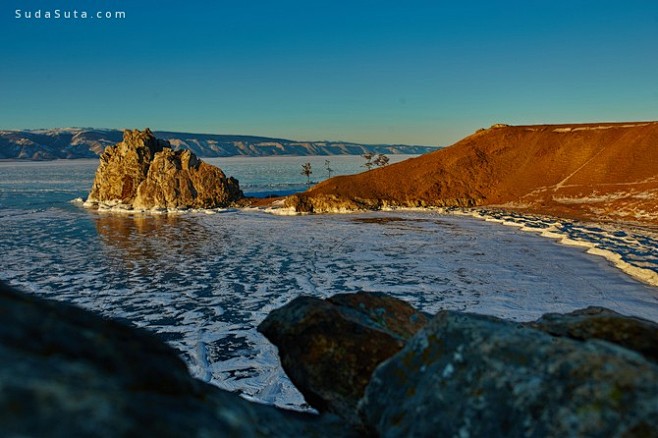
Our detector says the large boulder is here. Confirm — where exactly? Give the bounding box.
[87,128,165,205]
[527,306,658,363]
[360,310,658,437]
[0,281,352,437]
[85,128,242,210]
[257,292,429,426]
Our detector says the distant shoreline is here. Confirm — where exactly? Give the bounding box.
[0,152,422,163]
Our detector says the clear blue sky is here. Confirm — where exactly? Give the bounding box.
[2,1,658,145]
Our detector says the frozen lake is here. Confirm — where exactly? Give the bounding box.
[1,157,657,410]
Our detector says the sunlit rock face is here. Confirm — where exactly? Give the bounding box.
[287,121,658,226]
[85,128,242,210]
[86,128,164,206]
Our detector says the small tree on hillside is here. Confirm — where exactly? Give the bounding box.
[301,162,313,185]
[324,159,333,179]
[362,152,375,170]
[373,153,390,167]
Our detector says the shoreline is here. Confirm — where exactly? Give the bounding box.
[257,200,658,288]
[246,193,658,231]
[73,194,658,289]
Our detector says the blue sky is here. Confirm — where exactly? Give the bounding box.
[2,1,658,145]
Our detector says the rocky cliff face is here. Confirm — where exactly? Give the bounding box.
[286,122,658,226]
[85,129,242,210]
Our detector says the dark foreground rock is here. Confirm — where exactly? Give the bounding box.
[85,128,242,210]
[257,292,429,427]
[8,282,657,437]
[361,310,658,437]
[0,281,351,437]
[527,306,658,363]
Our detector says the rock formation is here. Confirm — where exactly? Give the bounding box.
[527,306,658,363]
[285,122,658,226]
[261,293,658,436]
[0,281,350,437]
[4,280,657,436]
[361,310,658,437]
[258,292,429,426]
[85,128,242,210]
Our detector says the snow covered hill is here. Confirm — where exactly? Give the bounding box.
[0,128,438,160]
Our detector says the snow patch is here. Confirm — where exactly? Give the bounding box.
[81,199,228,215]
[586,247,658,286]
[263,206,303,216]
[553,123,652,133]
[552,193,629,204]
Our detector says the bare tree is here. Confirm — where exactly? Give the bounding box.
[301,162,313,185]
[324,159,333,179]
[373,153,390,167]
[362,152,375,170]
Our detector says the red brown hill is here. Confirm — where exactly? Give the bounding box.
[285,122,658,226]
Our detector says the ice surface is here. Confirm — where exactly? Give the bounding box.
[459,209,658,287]
[1,207,657,410]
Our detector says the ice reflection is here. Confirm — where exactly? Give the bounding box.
[94,213,216,264]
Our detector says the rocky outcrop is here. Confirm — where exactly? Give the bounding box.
[0,281,351,437]
[527,306,658,363]
[257,293,429,426]
[85,128,242,210]
[87,128,165,206]
[7,280,656,437]
[286,122,658,226]
[361,310,658,437]
[132,147,242,209]
[259,293,658,436]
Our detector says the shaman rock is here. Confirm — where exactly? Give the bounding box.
[86,128,242,210]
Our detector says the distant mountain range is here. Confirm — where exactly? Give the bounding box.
[0,128,438,160]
